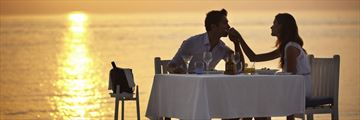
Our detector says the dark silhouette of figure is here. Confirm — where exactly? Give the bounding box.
[168,9,244,74]
[165,9,245,120]
[228,13,311,120]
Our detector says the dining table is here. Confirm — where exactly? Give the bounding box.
[146,73,306,119]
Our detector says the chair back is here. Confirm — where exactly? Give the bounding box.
[109,62,135,93]
[308,55,340,100]
[154,57,171,74]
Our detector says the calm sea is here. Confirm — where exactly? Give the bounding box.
[1,10,359,120]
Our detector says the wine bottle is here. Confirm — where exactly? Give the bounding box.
[111,61,117,69]
[225,54,237,75]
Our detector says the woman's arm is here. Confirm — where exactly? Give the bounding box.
[285,46,300,74]
[229,28,280,62]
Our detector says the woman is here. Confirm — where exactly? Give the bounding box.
[228,13,311,120]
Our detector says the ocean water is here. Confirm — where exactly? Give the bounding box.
[0,10,359,120]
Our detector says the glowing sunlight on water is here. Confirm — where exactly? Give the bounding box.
[0,10,357,120]
[49,12,103,119]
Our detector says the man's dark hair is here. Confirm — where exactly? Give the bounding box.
[205,9,228,31]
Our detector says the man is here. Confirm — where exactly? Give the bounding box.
[168,9,244,74]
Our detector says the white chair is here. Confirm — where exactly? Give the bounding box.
[296,54,340,120]
[154,57,171,74]
[154,57,172,120]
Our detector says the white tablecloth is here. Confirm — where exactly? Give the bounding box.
[146,74,306,119]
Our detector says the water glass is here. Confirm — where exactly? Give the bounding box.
[194,61,204,74]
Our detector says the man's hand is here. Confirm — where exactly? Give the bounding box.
[228,28,242,43]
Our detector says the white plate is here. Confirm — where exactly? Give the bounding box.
[275,72,292,75]
[204,70,224,74]
[256,69,278,75]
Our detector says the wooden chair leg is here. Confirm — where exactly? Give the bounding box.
[115,85,120,120]
[136,86,140,120]
[307,113,314,120]
[121,98,125,120]
[332,108,339,120]
[114,96,119,120]
[294,113,305,120]
[300,114,305,120]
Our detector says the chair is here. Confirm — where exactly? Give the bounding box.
[154,57,171,74]
[296,54,340,120]
[154,57,172,120]
[110,86,140,120]
[109,62,140,120]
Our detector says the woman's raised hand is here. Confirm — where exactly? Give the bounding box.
[228,28,242,42]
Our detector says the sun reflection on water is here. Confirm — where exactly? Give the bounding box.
[50,12,103,119]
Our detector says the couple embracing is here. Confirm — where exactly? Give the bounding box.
[167,9,311,120]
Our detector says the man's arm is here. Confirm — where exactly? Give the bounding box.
[229,35,245,70]
[168,40,191,74]
[235,42,245,70]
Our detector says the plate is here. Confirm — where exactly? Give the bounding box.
[275,72,292,75]
[204,70,224,74]
[255,69,278,75]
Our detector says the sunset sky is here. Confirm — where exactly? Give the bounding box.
[1,0,359,15]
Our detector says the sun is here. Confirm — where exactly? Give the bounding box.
[68,12,88,23]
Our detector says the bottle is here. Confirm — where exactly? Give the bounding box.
[111,61,117,69]
[225,54,237,75]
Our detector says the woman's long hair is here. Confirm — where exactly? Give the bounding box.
[274,13,304,67]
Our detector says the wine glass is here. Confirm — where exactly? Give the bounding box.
[203,52,213,72]
[251,62,256,74]
[181,54,193,74]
